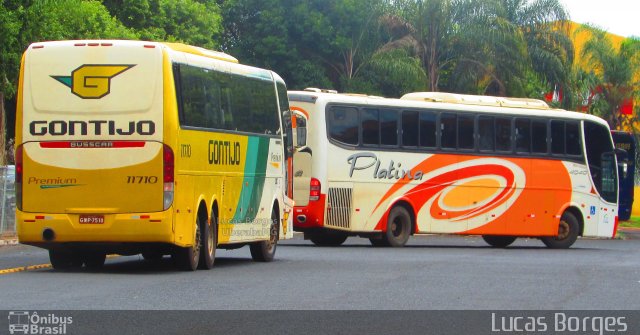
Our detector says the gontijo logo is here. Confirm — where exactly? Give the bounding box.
[51,64,134,99]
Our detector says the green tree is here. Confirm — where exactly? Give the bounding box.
[0,1,23,164]
[500,0,573,89]
[0,0,136,164]
[580,25,640,130]
[25,0,137,41]
[377,0,573,97]
[103,0,223,49]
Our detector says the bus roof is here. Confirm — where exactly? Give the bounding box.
[288,89,610,127]
[28,40,238,64]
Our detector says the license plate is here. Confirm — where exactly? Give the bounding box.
[79,215,105,224]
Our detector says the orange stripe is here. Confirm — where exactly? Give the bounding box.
[291,106,310,120]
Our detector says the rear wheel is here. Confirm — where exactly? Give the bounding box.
[198,215,216,270]
[49,249,83,271]
[541,212,580,249]
[309,230,348,247]
[482,235,517,248]
[250,209,279,262]
[383,206,412,247]
[172,217,201,271]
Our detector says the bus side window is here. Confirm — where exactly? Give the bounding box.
[402,110,419,147]
[550,120,565,155]
[328,106,359,145]
[440,113,456,150]
[566,122,581,156]
[419,111,437,149]
[457,114,474,150]
[221,86,233,129]
[478,116,495,152]
[362,108,380,146]
[531,120,548,154]
[380,110,398,146]
[495,117,512,152]
[515,118,531,153]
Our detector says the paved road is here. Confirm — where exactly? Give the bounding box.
[0,235,638,310]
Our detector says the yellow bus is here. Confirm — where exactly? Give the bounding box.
[15,40,294,271]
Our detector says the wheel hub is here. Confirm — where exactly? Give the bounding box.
[557,220,570,240]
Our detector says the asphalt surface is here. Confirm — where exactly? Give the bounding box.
[0,235,639,310]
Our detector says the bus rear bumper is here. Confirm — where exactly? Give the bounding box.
[293,204,325,231]
[16,209,175,246]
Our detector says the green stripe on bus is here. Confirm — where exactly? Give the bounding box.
[232,137,270,223]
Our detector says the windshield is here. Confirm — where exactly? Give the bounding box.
[585,121,617,203]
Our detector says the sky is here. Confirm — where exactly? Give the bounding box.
[559,0,640,37]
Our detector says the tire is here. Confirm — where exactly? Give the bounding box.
[250,209,279,262]
[541,212,580,249]
[309,231,348,247]
[172,217,201,271]
[482,235,517,248]
[383,206,412,247]
[198,214,216,270]
[49,249,83,271]
[83,253,106,269]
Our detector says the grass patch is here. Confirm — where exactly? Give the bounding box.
[620,216,640,228]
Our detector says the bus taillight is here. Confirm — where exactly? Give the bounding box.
[15,145,23,211]
[309,178,321,201]
[163,145,174,210]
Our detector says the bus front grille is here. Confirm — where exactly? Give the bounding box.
[325,188,352,229]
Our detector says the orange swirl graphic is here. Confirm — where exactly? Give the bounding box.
[414,164,517,222]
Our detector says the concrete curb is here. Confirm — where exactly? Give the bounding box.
[618,227,640,240]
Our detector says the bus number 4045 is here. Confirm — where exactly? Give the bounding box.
[127,176,158,184]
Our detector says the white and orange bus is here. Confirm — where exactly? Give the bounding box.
[290,89,619,248]
[15,40,294,271]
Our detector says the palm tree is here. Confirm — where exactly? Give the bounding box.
[500,0,573,86]
[579,25,640,130]
[377,0,573,97]
[377,0,461,92]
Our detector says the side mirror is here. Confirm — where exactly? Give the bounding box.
[292,110,308,149]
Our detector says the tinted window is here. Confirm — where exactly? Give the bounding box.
[441,113,456,149]
[402,111,419,147]
[458,115,475,150]
[515,118,531,153]
[420,112,437,148]
[566,122,581,156]
[496,117,512,152]
[176,64,280,134]
[381,110,398,146]
[478,116,495,151]
[178,65,224,129]
[329,106,359,145]
[362,109,379,145]
[551,120,565,154]
[531,120,547,154]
